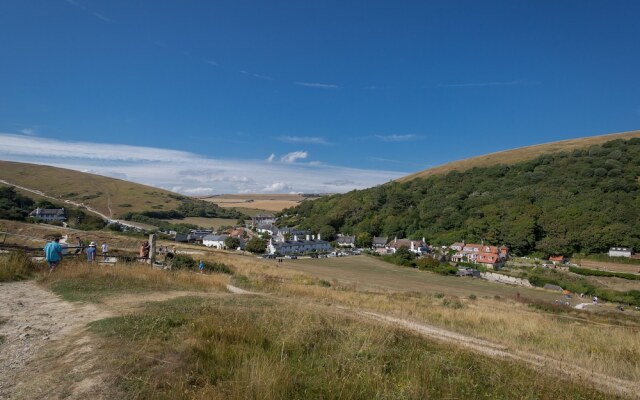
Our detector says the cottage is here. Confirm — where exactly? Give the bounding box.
[386,237,428,254]
[372,236,388,248]
[203,234,228,249]
[29,207,67,222]
[549,255,566,264]
[336,235,355,248]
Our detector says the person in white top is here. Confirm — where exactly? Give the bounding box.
[101,243,109,260]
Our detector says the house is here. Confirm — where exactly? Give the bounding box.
[549,255,566,264]
[372,236,388,248]
[267,234,332,256]
[608,247,633,258]
[29,208,67,222]
[251,214,276,227]
[450,241,508,269]
[203,234,228,249]
[336,235,355,248]
[386,237,428,254]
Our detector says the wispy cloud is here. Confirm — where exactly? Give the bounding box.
[240,70,273,80]
[0,133,405,194]
[438,80,538,88]
[206,60,219,67]
[266,153,275,163]
[277,136,331,145]
[280,151,308,164]
[19,128,37,136]
[64,0,114,23]
[295,82,340,89]
[373,134,421,142]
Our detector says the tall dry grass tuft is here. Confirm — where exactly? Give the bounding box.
[0,251,41,282]
[39,259,229,302]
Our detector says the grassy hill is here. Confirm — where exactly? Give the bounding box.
[0,160,185,218]
[399,130,640,182]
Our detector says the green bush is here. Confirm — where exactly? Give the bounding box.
[568,266,640,280]
[170,254,233,274]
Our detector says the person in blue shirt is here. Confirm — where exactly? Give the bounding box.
[86,242,97,263]
[44,237,63,272]
[199,260,205,274]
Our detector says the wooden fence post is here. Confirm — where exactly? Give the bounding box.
[149,234,156,265]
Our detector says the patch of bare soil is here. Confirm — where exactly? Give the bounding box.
[0,282,229,400]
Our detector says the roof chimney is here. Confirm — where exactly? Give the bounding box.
[317,233,321,241]
[306,234,310,241]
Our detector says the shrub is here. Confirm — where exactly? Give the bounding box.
[468,294,477,300]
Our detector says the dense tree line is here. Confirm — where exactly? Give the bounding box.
[281,138,640,256]
[133,200,247,220]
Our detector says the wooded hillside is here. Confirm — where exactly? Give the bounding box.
[282,138,640,256]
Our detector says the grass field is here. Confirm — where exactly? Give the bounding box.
[283,255,559,301]
[201,194,319,213]
[399,130,640,181]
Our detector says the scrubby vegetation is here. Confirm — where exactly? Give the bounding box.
[568,266,640,280]
[283,138,640,257]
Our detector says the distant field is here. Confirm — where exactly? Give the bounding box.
[574,259,640,274]
[201,194,319,213]
[399,130,640,181]
[282,255,558,302]
[168,217,236,229]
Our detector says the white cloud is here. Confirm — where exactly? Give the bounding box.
[374,134,420,142]
[206,60,219,66]
[0,133,406,194]
[280,151,308,164]
[295,82,340,89]
[261,182,292,193]
[438,80,540,88]
[266,153,275,162]
[240,70,273,80]
[277,136,331,145]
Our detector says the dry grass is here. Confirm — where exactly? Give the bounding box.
[38,258,229,302]
[201,252,640,383]
[0,160,183,216]
[399,130,640,181]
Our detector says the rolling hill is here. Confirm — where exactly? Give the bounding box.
[398,130,640,182]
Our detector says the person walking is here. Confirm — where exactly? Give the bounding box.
[44,237,63,272]
[199,260,205,274]
[87,241,97,263]
[74,236,84,255]
[101,242,109,260]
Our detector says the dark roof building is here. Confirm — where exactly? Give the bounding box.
[29,208,67,222]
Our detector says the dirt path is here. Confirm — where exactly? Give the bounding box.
[1,282,637,399]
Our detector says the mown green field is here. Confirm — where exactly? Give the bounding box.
[282,255,559,301]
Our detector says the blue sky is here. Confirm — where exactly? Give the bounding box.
[1,0,639,194]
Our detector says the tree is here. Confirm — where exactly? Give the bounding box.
[355,232,373,248]
[224,236,241,250]
[245,237,267,254]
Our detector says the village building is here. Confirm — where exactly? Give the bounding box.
[267,234,332,256]
[251,214,276,228]
[450,241,509,269]
[29,207,67,222]
[608,247,633,258]
[336,235,356,248]
[385,237,429,254]
[202,234,228,249]
[372,236,388,249]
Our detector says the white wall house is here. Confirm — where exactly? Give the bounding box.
[203,234,228,249]
[267,234,332,255]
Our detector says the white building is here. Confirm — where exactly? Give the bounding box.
[267,234,332,256]
[29,208,67,222]
[608,247,633,258]
[203,234,228,249]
